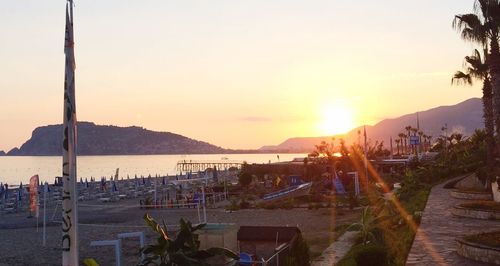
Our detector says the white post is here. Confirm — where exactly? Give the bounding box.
[117,232,145,260]
[201,185,207,223]
[154,178,157,207]
[90,240,122,266]
[43,183,47,246]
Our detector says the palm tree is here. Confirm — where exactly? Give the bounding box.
[452,49,495,181]
[454,0,500,164]
[398,133,406,154]
[405,126,412,153]
[422,134,428,151]
[395,138,401,155]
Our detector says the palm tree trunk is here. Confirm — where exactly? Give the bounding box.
[489,38,500,176]
[483,79,495,187]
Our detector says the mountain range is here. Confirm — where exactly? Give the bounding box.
[260,97,484,152]
[0,98,484,156]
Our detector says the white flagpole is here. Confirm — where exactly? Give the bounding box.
[43,182,47,247]
[62,1,79,265]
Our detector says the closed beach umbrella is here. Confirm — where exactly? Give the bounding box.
[4,184,8,199]
[162,176,166,185]
[18,182,23,202]
[213,166,218,182]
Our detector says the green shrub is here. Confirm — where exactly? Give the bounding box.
[239,199,250,209]
[354,245,388,266]
[238,172,253,187]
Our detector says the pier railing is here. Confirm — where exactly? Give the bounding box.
[176,160,242,172]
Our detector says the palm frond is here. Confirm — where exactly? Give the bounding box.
[453,14,487,43]
[451,71,472,85]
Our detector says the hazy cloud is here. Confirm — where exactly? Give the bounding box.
[239,116,273,122]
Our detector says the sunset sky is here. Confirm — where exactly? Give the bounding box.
[0,0,482,151]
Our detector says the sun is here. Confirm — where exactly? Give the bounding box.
[318,103,355,136]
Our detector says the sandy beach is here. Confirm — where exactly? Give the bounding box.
[0,196,358,266]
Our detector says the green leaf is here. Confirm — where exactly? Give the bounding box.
[83,258,99,266]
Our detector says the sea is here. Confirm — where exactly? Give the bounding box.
[0,153,306,185]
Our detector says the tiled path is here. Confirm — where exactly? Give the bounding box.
[406,178,500,265]
[311,231,357,266]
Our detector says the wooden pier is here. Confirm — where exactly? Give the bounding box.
[176,160,243,172]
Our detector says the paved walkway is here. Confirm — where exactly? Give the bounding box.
[406,178,500,265]
[311,231,357,266]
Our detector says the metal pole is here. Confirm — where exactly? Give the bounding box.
[117,232,145,260]
[197,203,201,224]
[90,240,122,266]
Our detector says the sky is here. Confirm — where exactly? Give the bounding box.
[0,0,483,151]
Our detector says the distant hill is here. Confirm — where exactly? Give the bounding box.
[7,122,227,156]
[261,98,483,152]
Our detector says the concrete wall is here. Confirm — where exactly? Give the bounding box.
[450,190,492,200]
[452,206,500,220]
[457,238,500,265]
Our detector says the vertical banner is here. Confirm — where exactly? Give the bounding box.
[29,175,39,216]
[62,1,79,265]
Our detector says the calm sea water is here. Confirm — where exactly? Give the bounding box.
[0,153,306,185]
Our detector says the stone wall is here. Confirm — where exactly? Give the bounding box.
[452,206,500,220]
[450,190,492,200]
[456,238,500,265]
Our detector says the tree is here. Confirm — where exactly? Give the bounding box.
[395,138,401,155]
[452,49,495,183]
[453,0,500,167]
[405,126,412,153]
[398,133,406,155]
[139,215,239,265]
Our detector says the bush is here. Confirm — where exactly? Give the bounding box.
[337,243,388,266]
[238,172,253,187]
[354,245,388,266]
[239,199,250,209]
[226,199,240,211]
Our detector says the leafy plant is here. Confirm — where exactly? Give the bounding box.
[347,207,388,245]
[139,214,239,266]
[83,258,99,266]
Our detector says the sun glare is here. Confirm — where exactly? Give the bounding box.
[318,103,355,136]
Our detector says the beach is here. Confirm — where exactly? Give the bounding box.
[0,197,357,265]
